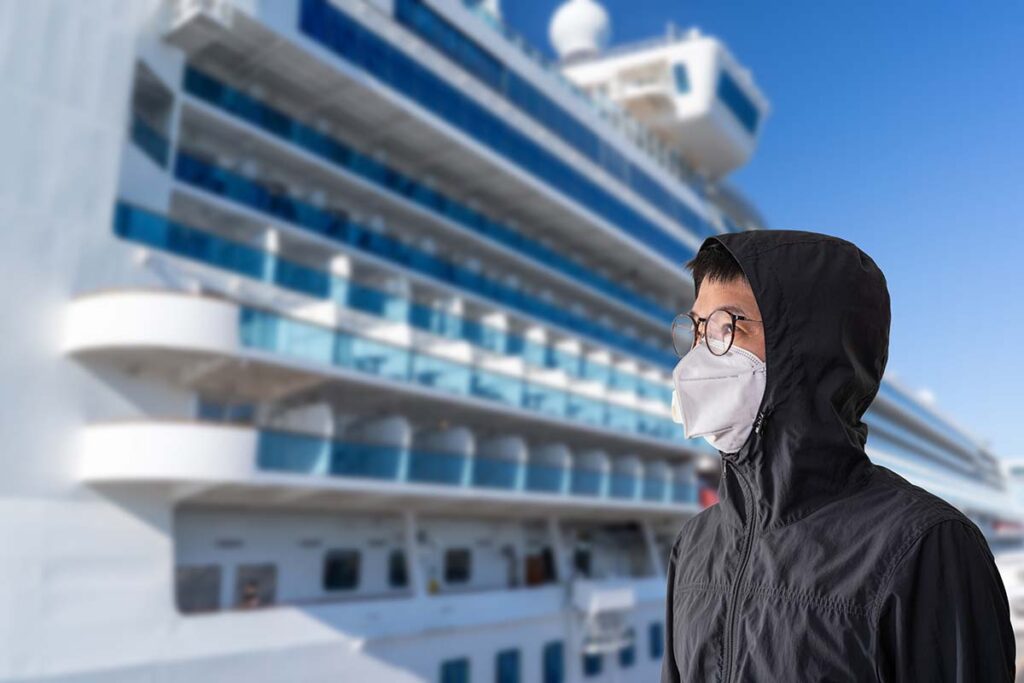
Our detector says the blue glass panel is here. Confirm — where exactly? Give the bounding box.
[606,405,637,433]
[610,472,638,499]
[526,462,566,494]
[130,114,169,167]
[412,352,472,396]
[581,358,612,385]
[272,259,327,297]
[618,642,636,668]
[582,653,602,677]
[550,348,580,375]
[637,377,671,403]
[348,281,407,320]
[331,441,403,479]
[410,302,460,340]
[346,336,411,380]
[408,449,466,485]
[471,456,519,489]
[643,477,667,502]
[520,339,550,368]
[566,393,604,426]
[523,382,567,417]
[440,658,470,683]
[649,622,665,659]
[496,648,520,683]
[543,641,564,683]
[716,69,759,134]
[673,63,691,94]
[672,480,696,504]
[114,202,267,281]
[257,430,330,475]
[571,468,604,497]
[471,368,523,406]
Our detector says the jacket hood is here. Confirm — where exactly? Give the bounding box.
[705,229,890,531]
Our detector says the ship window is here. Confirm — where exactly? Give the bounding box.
[673,63,691,93]
[444,547,472,583]
[542,641,564,683]
[573,548,591,577]
[389,549,408,588]
[618,628,636,668]
[525,546,557,586]
[582,653,603,677]
[323,549,361,590]
[234,563,277,608]
[440,657,470,683]
[175,564,222,614]
[128,61,173,168]
[716,69,759,134]
[649,622,665,659]
[496,648,520,683]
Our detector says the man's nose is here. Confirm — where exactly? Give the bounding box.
[692,321,705,349]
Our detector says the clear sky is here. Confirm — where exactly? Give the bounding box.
[503,0,1024,459]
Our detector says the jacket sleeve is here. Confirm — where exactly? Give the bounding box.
[660,531,682,683]
[873,517,1017,682]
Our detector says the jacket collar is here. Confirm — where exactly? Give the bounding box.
[708,231,886,532]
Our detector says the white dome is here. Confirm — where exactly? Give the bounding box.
[549,0,610,62]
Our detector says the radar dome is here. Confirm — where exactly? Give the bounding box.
[549,0,610,62]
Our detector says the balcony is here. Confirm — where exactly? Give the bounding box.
[161,151,679,368]
[79,421,700,519]
[179,66,675,329]
[62,290,713,455]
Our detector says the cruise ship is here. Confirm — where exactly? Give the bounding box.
[1,0,1018,681]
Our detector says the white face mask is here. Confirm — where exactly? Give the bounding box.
[671,338,767,453]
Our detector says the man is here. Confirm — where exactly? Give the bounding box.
[661,230,1015,682]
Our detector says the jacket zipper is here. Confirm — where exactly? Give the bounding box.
[721,407,768,682]
[753,405,772,436]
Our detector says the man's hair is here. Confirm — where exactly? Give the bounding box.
[685,240,747,297]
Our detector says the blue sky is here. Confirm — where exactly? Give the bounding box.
[503,0,1024,459]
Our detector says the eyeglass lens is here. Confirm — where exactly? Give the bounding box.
[673,310,737,357]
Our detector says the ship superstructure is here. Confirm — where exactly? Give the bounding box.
[0,0,1017,681]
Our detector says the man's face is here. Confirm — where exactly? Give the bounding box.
[690,276,766,362]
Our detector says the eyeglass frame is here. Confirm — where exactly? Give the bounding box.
[671,308,764,357]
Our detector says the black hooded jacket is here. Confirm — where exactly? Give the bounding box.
[661,230,1015,682]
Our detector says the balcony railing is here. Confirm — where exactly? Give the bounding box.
[239,307,685,443]
[257,428,698,505]
[182,66,676,326]
[169,154,679,368]
[113,202,674,404]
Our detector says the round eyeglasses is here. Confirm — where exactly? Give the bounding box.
[671,309,764,357]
